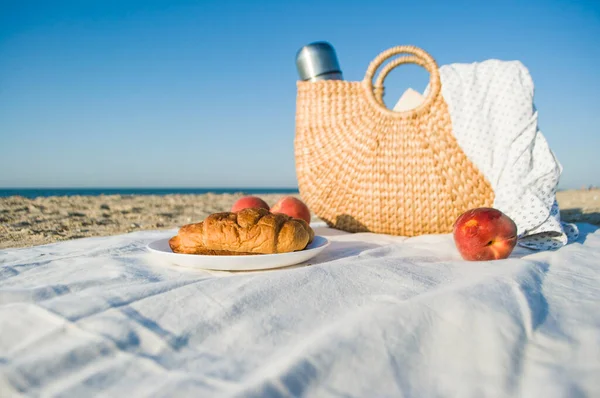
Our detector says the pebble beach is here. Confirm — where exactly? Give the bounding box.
[1,190,599,249]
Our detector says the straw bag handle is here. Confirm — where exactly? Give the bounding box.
[362,45,442,118]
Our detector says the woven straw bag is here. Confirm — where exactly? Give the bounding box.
[294,45,495,236]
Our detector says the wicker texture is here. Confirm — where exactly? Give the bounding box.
[294,45,495,236]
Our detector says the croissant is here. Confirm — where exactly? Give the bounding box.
[168,207,315,255]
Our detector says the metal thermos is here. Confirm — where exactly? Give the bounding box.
[295,41,343,81]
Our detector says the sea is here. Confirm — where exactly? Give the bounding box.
[0,188,300,199]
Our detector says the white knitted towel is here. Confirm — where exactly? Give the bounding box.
[404,59,579,250]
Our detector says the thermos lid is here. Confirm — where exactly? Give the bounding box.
[295,41,342,81]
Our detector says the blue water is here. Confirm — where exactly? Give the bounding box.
[0,188,299,199]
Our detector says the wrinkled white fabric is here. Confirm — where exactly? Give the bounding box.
[1,222,599,397]
[420,60,579,250]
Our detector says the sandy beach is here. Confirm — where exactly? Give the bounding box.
[1,190,599,249]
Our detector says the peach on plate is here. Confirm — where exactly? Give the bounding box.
[270,196,311,224]
[231,196,270,212]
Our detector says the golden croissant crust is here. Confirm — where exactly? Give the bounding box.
[168,207,314,255]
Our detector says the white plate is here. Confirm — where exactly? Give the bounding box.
[146,236,330,271]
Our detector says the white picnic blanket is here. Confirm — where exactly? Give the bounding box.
[1,222,599,397]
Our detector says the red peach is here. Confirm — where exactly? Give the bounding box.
[270,196,311,224]
[453,207,518,261]
[231,196,270,213]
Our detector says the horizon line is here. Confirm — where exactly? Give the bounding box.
[0,186,300,190]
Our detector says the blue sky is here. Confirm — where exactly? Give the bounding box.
[0,0,598,189]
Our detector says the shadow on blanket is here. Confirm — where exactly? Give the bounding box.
[561,208,600,227]
[308,240,382,265]
[311,214,372,235]
[571,222,600,244]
